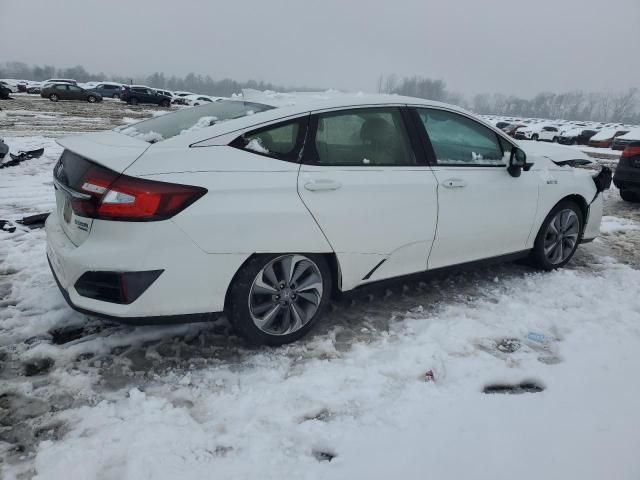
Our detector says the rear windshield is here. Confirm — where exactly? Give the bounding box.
[115,100,274,143]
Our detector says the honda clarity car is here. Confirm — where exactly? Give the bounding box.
[46,96,610,345]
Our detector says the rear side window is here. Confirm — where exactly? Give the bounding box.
[231,117,307,162]
[310,108,415,166]
[417,108,505,166]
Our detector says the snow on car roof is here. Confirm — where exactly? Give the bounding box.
[618,127,640,140]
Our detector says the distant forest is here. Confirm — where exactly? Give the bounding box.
[2,62,638,124]
[377,75,640,124]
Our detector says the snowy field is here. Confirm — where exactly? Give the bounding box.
[1,95,640,480]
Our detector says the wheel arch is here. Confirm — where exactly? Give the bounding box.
[222,251,341,312]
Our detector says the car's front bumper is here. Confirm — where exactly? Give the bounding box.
[45,211,247,322]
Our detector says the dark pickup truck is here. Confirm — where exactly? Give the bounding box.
[120,85,171,107]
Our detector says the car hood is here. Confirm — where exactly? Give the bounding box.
[57,130,151,173]
[518,140,592,167]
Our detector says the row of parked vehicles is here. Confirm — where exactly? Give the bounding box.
[483,116,640,151]
[0,78,220,108]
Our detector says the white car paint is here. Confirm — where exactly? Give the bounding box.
[46,95,604,325]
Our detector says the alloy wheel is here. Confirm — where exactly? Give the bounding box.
[543,209,580,264]
[248,255,323,336]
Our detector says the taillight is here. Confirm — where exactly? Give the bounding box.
[69,164,206,221]
[621,145,640,159]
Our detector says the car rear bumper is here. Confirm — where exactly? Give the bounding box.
[45,211,247,322]
[613,167,640,192]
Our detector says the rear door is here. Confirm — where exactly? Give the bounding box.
[298,106,439,290]
[411,107,539,269]
[67,85,84,100]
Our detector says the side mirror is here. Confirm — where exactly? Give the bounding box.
[508,147,527,177]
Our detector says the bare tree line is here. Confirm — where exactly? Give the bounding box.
[377,74,639,124]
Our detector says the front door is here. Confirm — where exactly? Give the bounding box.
[412,107,539,269]
[298,106,439,290]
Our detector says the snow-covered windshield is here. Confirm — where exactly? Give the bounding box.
[115,100,274,143]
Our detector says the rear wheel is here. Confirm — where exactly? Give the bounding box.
[530,201,583,270]
[532,134,539,141]
[112,93,120,99]
[49,93,59,102]
[129,97,138,105]
[552,137,558,143]
[227,254,332,346]
[620,190,640,203]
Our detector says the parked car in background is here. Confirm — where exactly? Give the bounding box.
[613,142,640,202]
[611,128,640,151]
[90,83,124,99]
[41,83,103,103]
[46,95,610,346]
[558,128,599,145]
[0,80,19,93]
[0,82,11,99]
[172,91,197,105]
[536,126,561,142]
[504,123,525,137]
[515,123,548,140]
[120,85,171,107]
[43,78,77,86]
[182,94,220,106]
[589,128,629,148]
[155,89,174,98]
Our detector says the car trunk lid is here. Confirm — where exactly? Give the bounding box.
[54,131,151,246]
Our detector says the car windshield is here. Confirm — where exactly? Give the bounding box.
[115,100,274,143]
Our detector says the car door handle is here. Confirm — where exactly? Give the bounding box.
[442,178,467,189]
[304,179,342,191]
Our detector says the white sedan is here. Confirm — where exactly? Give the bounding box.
[46,96,609,345]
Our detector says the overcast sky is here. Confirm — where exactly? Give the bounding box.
[1,0,639,97]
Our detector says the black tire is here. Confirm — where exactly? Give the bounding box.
[130,97,139,105]
[552,137,558,143]
[529,200,583,270]
[227,253,332,346]
[87,95,97,103]
[112,93,120,99]
[620,190,640,203]
[532,134,539,141]
[160,99,170,108]
[49,93,59,102]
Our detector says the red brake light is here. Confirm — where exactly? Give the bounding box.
[70,164,206,221]
[621,145,640,159]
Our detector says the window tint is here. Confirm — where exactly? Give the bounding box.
[312,108,414,166]
[417,109,505,166]
[55,84,68,91]
[232,117,305,162]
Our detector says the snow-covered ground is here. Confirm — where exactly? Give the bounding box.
[1,97,640,480]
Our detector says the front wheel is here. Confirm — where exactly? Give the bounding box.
[227,254,332,346]
[529,201,583,270]
[552,137,558,143]
[160,99,170,107]
[532,134,539,141]
[129,97,138,105]
[87,95,97,103]
[620,190,640,203]
[112,93,120,99]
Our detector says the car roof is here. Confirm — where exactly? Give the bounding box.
[156,94,475,148]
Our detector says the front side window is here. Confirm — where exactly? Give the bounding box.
[311,108,415,166]
[231,118,305,162]
[417,109,505,166]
